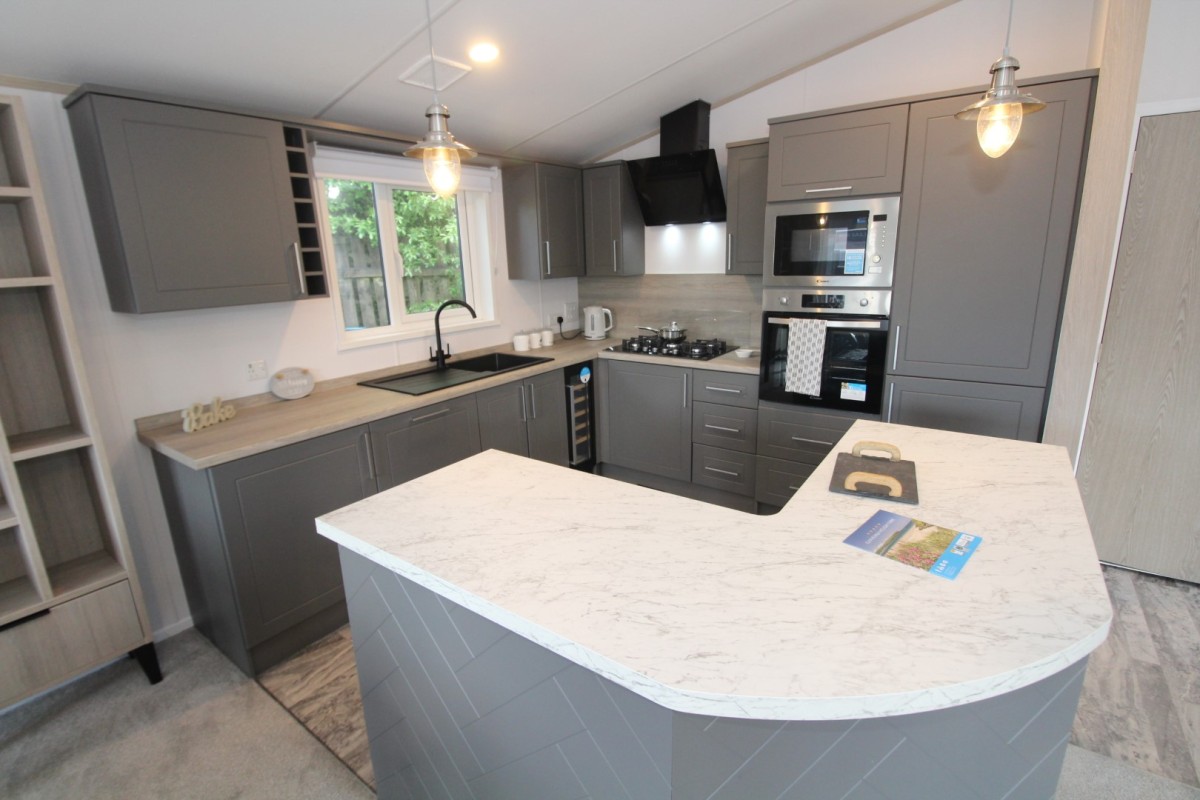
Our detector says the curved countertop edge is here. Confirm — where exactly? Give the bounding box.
[316,423,1112,723]
[320,525,1110,722]
[136,339,759,470]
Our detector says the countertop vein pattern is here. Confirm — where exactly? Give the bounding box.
[317,420,1112,721]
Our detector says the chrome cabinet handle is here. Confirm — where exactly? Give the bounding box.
[726,233,732,272]
[612,239,618,273]
[791,435,833,446]
[704,385,742,394]
[519,385,528,423]
[361,432,375,480]
[705,466,740,477]
[805,186,852,193]
[705,424,741,433]
[787,485,802,491]
[891,324,901,370]
[544,241,552,276]
[412,407,451,423]
[887,383,895,422]
[683,373,689,408]
[529,382,538,419]
[291,242,307,295]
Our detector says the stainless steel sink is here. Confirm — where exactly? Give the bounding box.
[359,353,553,396]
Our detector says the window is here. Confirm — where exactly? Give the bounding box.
[313,146,497,347]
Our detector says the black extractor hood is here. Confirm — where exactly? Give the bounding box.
[625,100,727,226]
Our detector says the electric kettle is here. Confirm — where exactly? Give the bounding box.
[583,306,614,340]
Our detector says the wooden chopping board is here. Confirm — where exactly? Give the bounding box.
[828,440,919,504]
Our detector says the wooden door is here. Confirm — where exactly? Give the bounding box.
[1076,110,1200,581]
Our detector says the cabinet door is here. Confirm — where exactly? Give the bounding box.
[885,376,1045,442]
[583,164,645,276]
[598,360,691,481]
[210,426,374,648]
[889,79,1091,387]
[525,370,569,466]
[539,164,585,278]
[369,395,481,491]
[724,141,768,275]
[767,105,907,201]
[67,94,303,313]
[477,382,529,458]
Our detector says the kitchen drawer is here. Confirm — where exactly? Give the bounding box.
[692,370,758,409]
[757,405,856,463]
[692,444,755,497]
[692,402,757,453]
[755,456,814,507]
[0,580,145,707]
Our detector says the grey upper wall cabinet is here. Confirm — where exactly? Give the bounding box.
[582,164,645,276]
[767,104,908,201]
[66,92,318,313]
[503,162,585,279]
[889,78,1092,388]
[724,140,768,275]
[477,370,569,466]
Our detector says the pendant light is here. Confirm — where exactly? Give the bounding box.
[404,0,475,197]
[954,0,1045,158]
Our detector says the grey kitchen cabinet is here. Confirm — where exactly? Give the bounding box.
[754,403,856,507]
[503,162,585,279]
[724,139,768,275]
[885,376,1045,442]
[369,395,481,490]
[478,370,569,466]
[65,91,317,313]
[598,360,692,481]
[888,78,1091,389]
[767,105,907,201]
[152,425,376,676]
[692,443,756,496]
[583,163,644,276]
[692,402,757,453]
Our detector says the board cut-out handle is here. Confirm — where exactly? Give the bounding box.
[844,471,903,498]
[851,440,901,461]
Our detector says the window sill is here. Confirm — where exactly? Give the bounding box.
[336,316,501,351]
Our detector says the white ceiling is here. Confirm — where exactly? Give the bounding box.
[0,0,957,163]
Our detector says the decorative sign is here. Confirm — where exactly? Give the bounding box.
[270,367,315,400]
[182,397,236,433]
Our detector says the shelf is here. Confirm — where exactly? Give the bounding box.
[0,287,82,432]
[0,501,16,530]
[0,575,41,627]
[0,187,33,203]
[0,276,54,290]
[48,551,125,601]
[8,425,91,461]
[1,196,53,280]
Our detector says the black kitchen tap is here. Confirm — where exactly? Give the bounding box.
[431,299,477,370]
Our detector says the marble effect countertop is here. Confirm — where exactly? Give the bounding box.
[317,420,1111,721]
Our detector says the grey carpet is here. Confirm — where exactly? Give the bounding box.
[0,629,372,799]
[2,627,1197,799]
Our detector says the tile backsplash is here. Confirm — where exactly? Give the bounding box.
[577,275,764,347]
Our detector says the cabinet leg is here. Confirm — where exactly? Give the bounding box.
[130,642,163,684]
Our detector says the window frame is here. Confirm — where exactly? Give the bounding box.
[313,145,498,350]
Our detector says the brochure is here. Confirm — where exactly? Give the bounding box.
[844,509,981,580]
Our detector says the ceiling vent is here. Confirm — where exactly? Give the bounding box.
[398,54,472,92]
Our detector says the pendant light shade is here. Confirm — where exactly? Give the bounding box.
[405,0,475,197]
[404,104,476,198]
[955,1,1044,158]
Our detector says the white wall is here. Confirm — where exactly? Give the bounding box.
[1137,0,1200,105]
[618,0,1099,275]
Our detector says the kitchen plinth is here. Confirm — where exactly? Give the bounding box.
[318,421,1111,799]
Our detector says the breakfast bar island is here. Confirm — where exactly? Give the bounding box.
[316,420,1111,800]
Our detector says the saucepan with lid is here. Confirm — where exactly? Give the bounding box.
[637,321,687,342]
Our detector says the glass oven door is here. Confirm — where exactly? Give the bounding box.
[759,313,889,414]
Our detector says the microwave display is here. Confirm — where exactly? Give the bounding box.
[764,195,899,289]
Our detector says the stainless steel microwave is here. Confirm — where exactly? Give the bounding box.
[764,195,900,289]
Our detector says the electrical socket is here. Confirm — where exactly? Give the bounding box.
[246,360,267,381]
[563,301,579,324]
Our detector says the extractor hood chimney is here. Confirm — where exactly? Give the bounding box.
[625,100,727,226]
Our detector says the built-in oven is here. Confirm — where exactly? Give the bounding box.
[764,195,899,288]
[759,288,891,415]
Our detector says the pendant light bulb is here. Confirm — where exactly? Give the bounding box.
[424,146,462,198]
[976,102,1023,158]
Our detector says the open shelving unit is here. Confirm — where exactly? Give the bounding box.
[283,125,327,297]
[0,94,157,707]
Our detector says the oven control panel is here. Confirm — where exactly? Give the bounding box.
[763,288,891,317]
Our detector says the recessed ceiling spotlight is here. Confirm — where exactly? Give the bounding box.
[468,42,499,63]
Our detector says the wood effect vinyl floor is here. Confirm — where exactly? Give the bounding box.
[258,565,1200,792]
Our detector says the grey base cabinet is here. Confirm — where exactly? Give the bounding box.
[724,140,768,275]
[598,360,692,481]
[755,404,858,507]
[478,370,569,466]
[66,91,312,313]
[370,395,482,491]
[885,376,1045,442]
[153,426,375,676]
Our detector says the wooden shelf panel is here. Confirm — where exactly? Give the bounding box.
[0,575,42,627]
[0,276,54,290]
[8,426,92,461]
[0,502,16,530]
[0,187,34,203]
[48,551,125,601]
